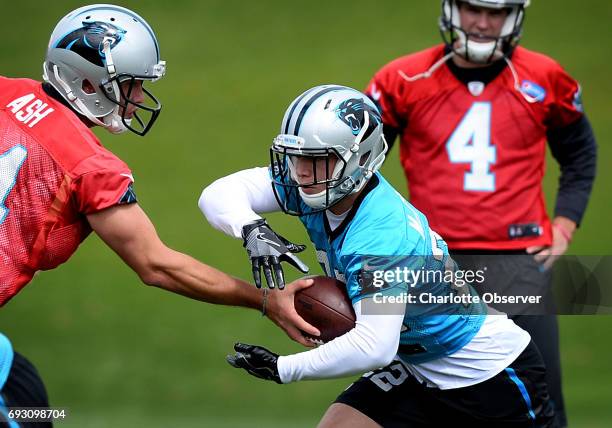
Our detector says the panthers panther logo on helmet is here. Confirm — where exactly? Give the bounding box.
[271,86,387,215]
[334,98,382,139]
[54,21,126,67]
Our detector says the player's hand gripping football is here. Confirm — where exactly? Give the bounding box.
[264,277,320,347]
[226,343,282,384]
[242,218,309,289]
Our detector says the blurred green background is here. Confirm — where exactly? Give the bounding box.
[1,0,611,426]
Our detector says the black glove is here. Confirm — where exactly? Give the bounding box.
[241,218,309,289]
[226,343,282,384]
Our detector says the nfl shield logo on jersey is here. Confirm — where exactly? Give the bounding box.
[467,81,485,97]
[520,80,547,103]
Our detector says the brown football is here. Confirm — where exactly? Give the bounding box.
[294,275,356,344]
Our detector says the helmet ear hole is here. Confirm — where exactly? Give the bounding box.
[359,151,371,167]
[82,80,96,94]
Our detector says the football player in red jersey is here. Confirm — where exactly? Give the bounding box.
[366,1,597,426]
[0,5,317,424]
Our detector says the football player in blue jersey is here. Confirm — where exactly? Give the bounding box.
[199,85,555,427]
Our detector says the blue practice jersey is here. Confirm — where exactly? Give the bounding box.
[274,171,486,364]
[0,333,14,425]
[0,333,13,390]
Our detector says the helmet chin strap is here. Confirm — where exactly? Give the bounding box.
[44,62,129,134]
[103,116,130,134]
[396,41,534,104]
[398,52,454,82]
[101,39,129,134]
[46,62,106,127]
[504,56,540,104]
[298,187,328,209]
[456,32,502,64]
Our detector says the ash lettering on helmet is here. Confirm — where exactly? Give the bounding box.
[334,98,381,138]
[55,21,127,67]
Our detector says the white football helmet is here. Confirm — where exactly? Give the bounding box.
[43,4,166,135]
[271,85,387,215]
[440,0,530,64]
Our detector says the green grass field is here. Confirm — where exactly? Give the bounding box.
[1,0,611,426]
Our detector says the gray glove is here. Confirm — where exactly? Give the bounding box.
[241,218,309,289]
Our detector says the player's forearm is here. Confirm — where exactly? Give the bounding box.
[199,167,280,238]
[88,204,262,308]
[277,300,403,383]
[144,248,262,309]
[548,115,597,225]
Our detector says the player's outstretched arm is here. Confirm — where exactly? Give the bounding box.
[86,203,319,345]
[199,166,309,289]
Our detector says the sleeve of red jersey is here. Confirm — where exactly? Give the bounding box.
[547,63,584,129]
[365,66,403,130]
[71,153,136,214]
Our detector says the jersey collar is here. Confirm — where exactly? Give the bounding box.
[444,45,512,86]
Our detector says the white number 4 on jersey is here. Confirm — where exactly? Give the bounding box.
[0,145,28,224]
[446,102,496,192]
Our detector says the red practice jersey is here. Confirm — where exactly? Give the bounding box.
[0,77,135,305]
[367,45,583,250]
